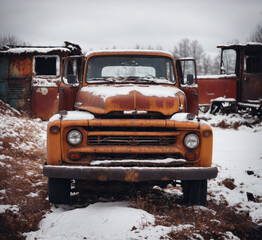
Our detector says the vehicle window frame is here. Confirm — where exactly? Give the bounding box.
[85,55,176,84]
[33,55,60,76]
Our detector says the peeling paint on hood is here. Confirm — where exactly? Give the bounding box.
[77,84,185,116]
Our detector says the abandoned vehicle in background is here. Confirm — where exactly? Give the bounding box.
[198,43,262,117]
[0,42,82,120]
[43,50,218,205]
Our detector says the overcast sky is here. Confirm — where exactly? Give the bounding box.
[0,0,262,57]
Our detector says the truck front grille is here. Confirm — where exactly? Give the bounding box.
[88,136,176,146]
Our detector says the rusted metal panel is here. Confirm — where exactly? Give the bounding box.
[198,76,237,105]
[7,56,32,113]
[9,56,32,78]
[8,78,31,114]
[181,86,198,115]
[58,82,79,111]
[31,54,62,120]
[242,73,262,101]
[0,56,9,102]
[43,165,218,182]
[31,86,58,120]
[241,47,262,102]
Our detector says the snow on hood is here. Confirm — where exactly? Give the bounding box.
[81,84,183,101]
[49,111,94,122]
[78,84,185,116]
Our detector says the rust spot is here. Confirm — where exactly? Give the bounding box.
[161,176,170,181]
[125,170,139,182]
[98,174,108,181]
[110,92,134,110]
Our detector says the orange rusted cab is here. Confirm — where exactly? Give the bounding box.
[44,50,217,205]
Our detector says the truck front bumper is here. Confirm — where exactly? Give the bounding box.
[43,165,218,182]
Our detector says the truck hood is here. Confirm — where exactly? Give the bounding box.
[76,84,185,116]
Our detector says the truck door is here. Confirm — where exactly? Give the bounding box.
[176,59,198,115]
[31,54,62,120]
[59,56,85,111]
[242,51,262,102]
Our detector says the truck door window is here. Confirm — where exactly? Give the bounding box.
[181,60,196,85]
[34,55,60,76]
[221,49,236,74]
[244,55,261,73]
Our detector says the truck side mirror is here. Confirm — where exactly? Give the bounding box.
[187,74,194,85]
[67,74,77,84]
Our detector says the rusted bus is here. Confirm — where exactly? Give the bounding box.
[198,75,237,105]
[0,42,82,120]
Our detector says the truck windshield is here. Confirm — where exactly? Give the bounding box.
[221,49,236,74]
[86,55,176,83]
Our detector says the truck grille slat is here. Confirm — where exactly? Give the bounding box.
[88,136,176,146]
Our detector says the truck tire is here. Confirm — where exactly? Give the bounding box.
[48,178,71,204]
[182,180,207,206]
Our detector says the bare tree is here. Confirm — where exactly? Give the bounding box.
[211,54,221,75]
[173,38,191,58]
[0,34,27,48]
[191,40,205,74]
[155,44,163,50]
[173,38,205,74]
[202,55,213,75]
[191,40,205,60]
[135,44,141,49]
[249,24,262,43]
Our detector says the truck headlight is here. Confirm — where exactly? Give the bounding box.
[67,130,83,145]
[184,133,199,149]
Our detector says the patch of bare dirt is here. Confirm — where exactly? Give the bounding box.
[131,187,262,240]
[0,101,50,240]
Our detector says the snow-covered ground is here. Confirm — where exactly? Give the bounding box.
[211,127,262,223]
[25,114,262,240]
[0,102,261,239]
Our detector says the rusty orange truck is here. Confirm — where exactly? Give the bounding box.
[43,50,217,205]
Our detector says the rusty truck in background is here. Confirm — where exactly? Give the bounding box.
[198,43,262,116]
[43,50,217,205]
[0,42,81,120]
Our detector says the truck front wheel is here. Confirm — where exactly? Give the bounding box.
[48,178,71,204]
[182,180,207,206]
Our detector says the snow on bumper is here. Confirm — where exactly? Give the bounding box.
[43,165,218,182]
